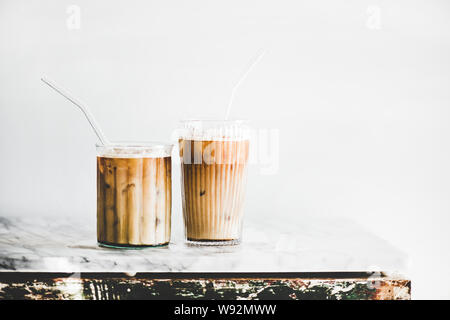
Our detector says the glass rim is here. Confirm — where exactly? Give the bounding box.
[95,141,174,149]
[179,118,250,124]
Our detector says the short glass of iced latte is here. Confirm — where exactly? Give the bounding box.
[96,142,173,248]
[178,120,250,245]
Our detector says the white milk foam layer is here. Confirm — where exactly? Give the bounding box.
[179,126,251,141]
[98,146,172,158]
[180,136,250,141]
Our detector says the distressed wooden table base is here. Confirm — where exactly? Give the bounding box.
[0,272,410,300]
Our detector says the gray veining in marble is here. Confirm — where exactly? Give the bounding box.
[0,215,408,273]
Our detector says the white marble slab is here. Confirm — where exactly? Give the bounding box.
[0,215,408,273]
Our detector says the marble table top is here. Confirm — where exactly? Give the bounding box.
[0,215,408,273]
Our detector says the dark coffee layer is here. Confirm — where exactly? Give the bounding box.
[97,156,171,246]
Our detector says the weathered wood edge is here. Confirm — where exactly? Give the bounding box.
[0,272,411,300]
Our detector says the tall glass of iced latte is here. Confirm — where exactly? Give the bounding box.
[96,142,173,248]
[178,120,250,245]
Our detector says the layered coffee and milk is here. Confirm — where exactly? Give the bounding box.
[96,144,172,247]
[178,120,250,245]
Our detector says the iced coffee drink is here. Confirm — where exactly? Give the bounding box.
[178,120,250,245]
[96,143,173,248]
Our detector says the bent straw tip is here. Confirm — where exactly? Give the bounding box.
[41,76,52,84]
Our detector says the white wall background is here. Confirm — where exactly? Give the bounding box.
[1,0,450,299]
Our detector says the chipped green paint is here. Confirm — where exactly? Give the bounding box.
[0,273,411,300]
